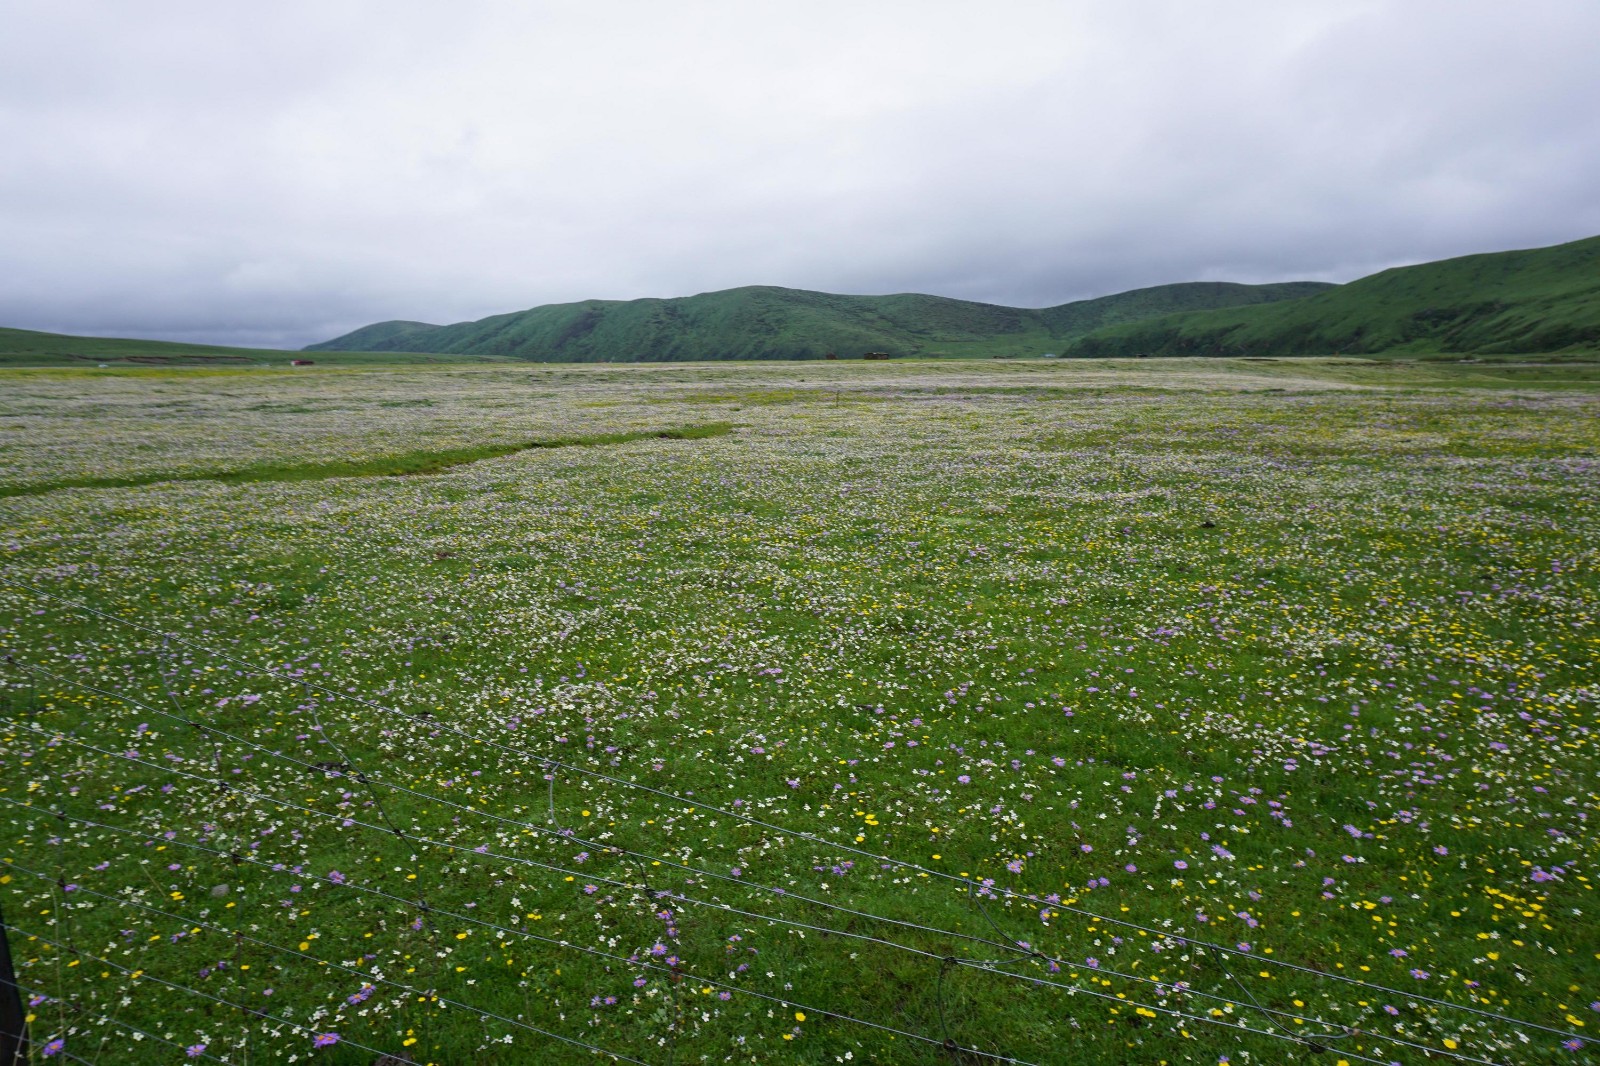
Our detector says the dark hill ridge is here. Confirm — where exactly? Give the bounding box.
[0,325,510,367]
[314,320,448,353]
[1065,234,1600,358]
[307,281,1335,361]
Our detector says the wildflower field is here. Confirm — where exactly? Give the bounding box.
[1,357,1596,1065]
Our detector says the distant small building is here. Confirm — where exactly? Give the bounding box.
[862,352,893,360]
[290,359,315,366]
[824,352,838,360]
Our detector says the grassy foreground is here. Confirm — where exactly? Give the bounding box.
[0,358,1596,1065]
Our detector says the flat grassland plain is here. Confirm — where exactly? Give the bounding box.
[1,358,1596,1066]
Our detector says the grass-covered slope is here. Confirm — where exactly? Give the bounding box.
[1039,280,1332,336]
[308,281,1336,361]
[4,281,1334,368]
[0,326,288,366]
[310,286,1055,360]
[1067,234,1600,358]
[308,319,448,353]
[0,325,509,367]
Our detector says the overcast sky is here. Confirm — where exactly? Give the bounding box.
[3,0,1599,349]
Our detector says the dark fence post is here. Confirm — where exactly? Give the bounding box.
[0,897,27,1066]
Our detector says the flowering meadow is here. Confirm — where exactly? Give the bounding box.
[0,358,1596,1065]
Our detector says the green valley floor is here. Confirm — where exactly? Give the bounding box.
[1,357,1595,1064]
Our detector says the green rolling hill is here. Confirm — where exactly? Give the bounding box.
[0,326,511,368]
[306,281,1334,361]
[1065,234,1600,358]
[11,233,1594,367]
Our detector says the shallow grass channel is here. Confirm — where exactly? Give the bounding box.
[0,422,733,497]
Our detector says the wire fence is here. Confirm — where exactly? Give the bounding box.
[0,581,1589,1065]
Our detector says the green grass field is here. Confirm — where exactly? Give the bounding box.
[1,358,1596,1065]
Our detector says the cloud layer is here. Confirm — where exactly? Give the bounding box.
[4,0,1598,348]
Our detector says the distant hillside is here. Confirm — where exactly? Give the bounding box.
[0,326,510,368]
[308,281,1336,361]
[1038,281,1331,336]
[310,320,448,353]
[13,233,1596,367]
[1066,235,1600,358]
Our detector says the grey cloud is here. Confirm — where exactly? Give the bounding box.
[2,0,1598,348]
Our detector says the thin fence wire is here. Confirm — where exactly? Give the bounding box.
[31,653,1047,959]
[0,702,1461,1064]
[1,796,1040,1066]
[4,859,656,1065]
[0,687,1552,1061]
[3,814,1415,1066]
[10,982,240,1066]
[3,580,1578,1044]
[1,791,1385,1058]
[0,585,1578,1063]
[2,925,398,1064]
[3,799,1514,1066]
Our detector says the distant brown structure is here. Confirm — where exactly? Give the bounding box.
[862,352,893,360]
[290,359,315,366]
[824,352,838,360]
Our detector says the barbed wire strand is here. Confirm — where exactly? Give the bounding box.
[15,805,1405,1066]
[1,923,397,1064]
[0,580,1574,1044]
[0,704,669,1057]
[26,655,1044,958]
[2,859,657,1066]
[3,804,1497,1066]
[295,678,435,907]
[295,674,453,1060]
[0,716,1416,1053]
[2,661,1553,1059]
[0,854,1038,1066]
[26,1038,99,1066]
[1,672,649,889]
[158,636,224,794]
[11,980,238,1066]
[155,638,261,1065]
[0,685,1543,1063]
[1198,942,1353,1047]
[2,795,1052,1065]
